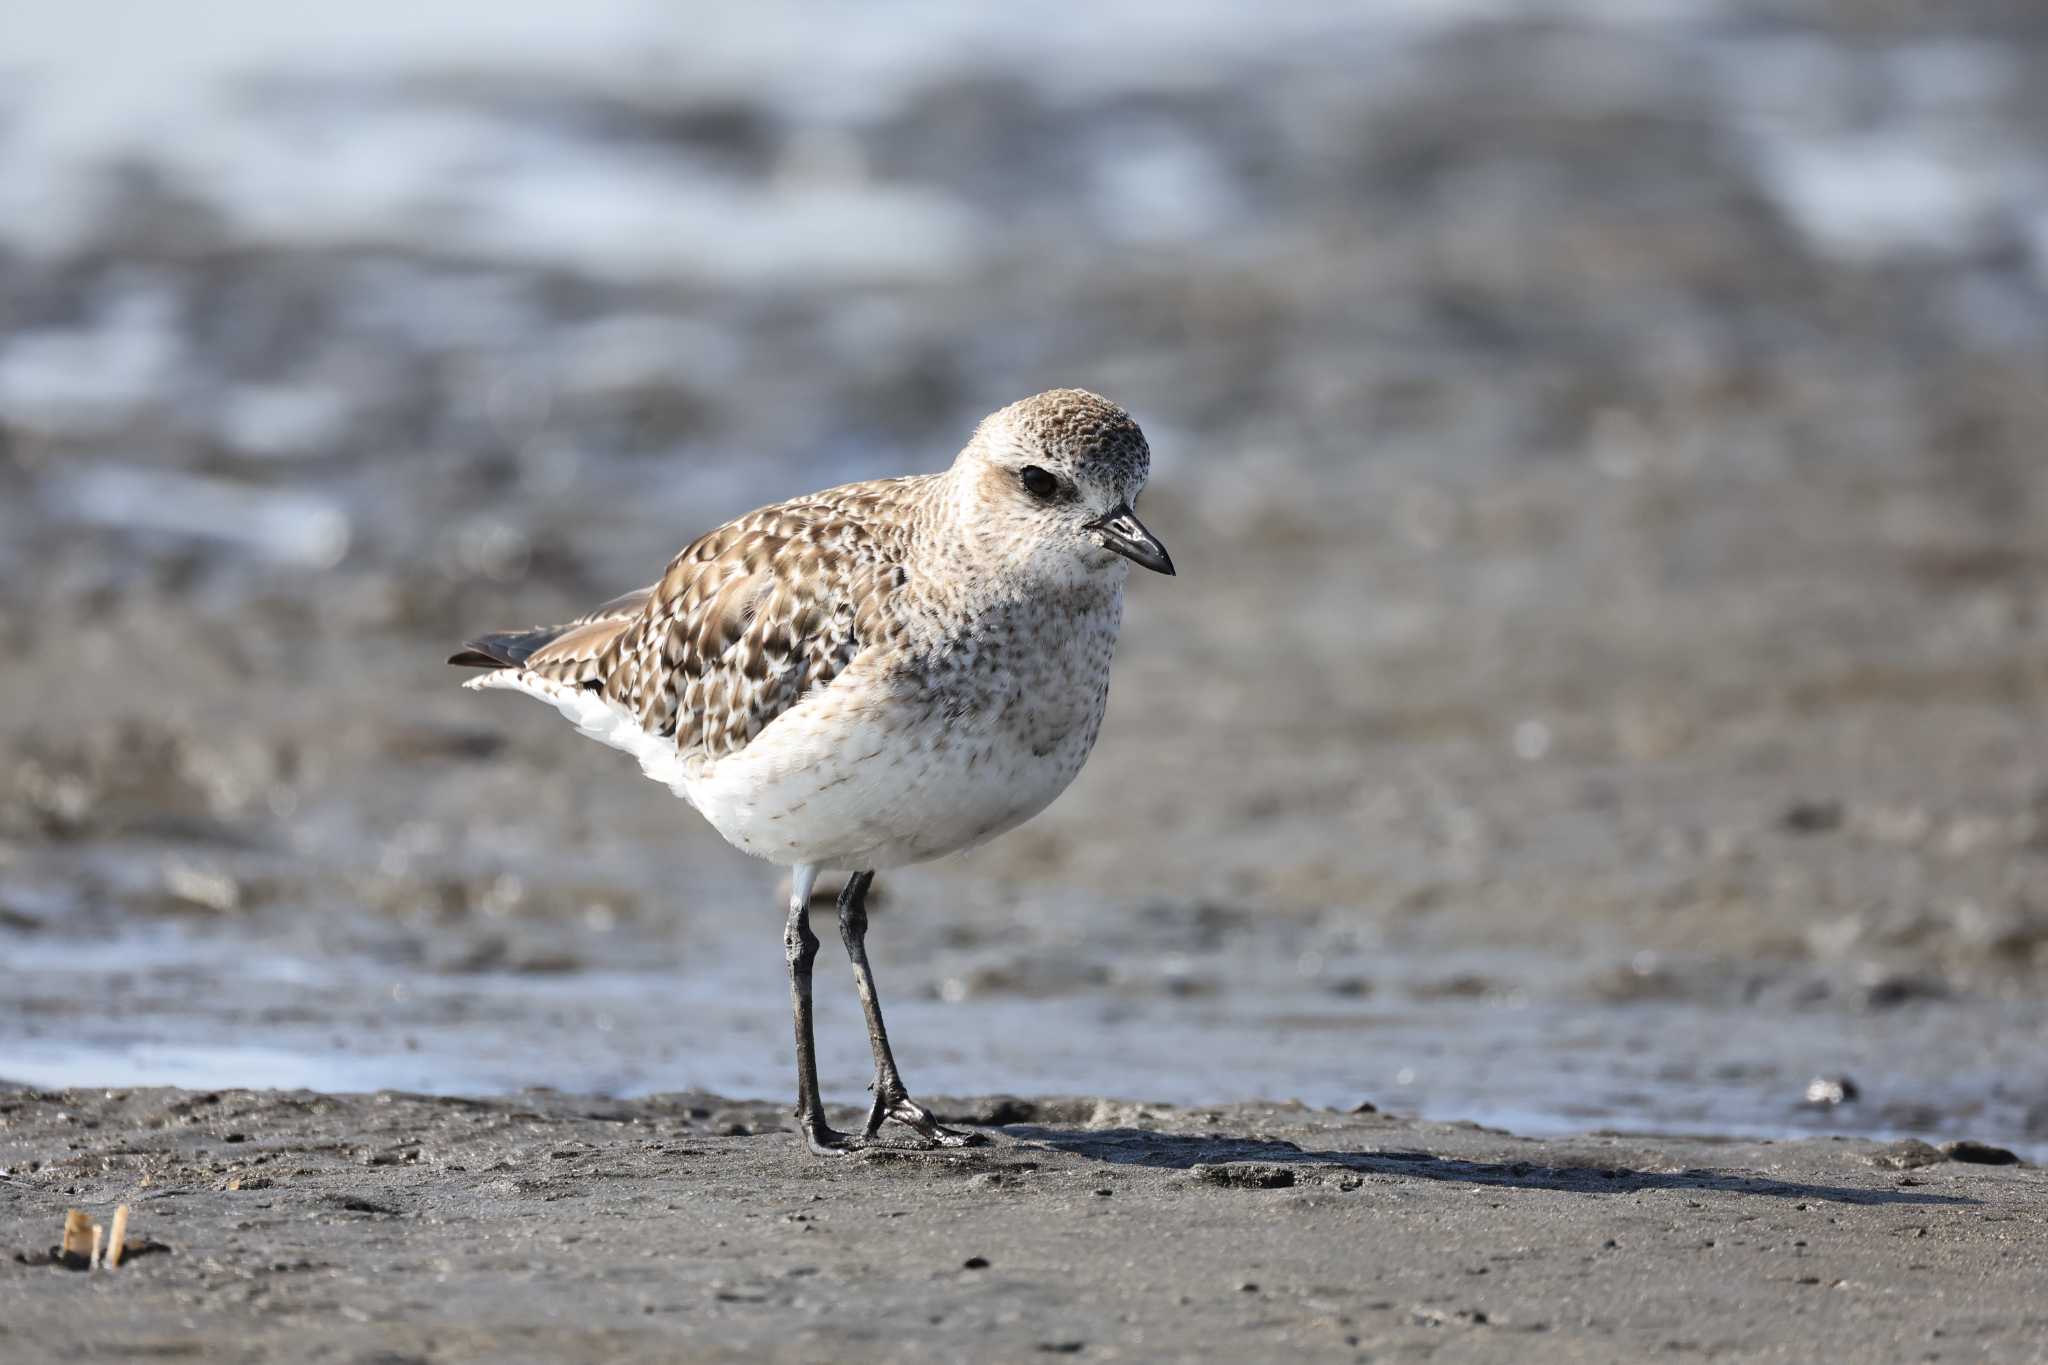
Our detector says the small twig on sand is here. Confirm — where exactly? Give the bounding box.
[108,1205,131,1269]
[61,1210,93,1262]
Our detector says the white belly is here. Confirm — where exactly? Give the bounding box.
[683,597,1120,870]
[683,672,1108,870]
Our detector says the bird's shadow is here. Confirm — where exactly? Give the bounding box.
[998,1124,1979,1207]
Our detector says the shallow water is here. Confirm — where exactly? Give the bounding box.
[7,910,2044,1161]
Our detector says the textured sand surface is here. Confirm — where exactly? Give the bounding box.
[4,1088,2043,1363]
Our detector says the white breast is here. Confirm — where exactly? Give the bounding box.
[682,587,1123,871]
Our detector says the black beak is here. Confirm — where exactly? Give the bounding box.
[1085,503,1175,576]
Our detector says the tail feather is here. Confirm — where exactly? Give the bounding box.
[448,616,638,699]
[446,626,571,670]
[450,585,652,674]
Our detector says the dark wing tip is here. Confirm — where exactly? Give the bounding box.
[448,629,559,670]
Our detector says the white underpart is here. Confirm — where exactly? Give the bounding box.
[464,669,698,802]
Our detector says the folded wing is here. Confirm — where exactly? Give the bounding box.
[450,485,917,761]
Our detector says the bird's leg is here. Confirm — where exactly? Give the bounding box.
[784,866,856,1156]
[837,871,978,1147]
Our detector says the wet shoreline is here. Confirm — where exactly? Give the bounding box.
[5,1088,2044,1362]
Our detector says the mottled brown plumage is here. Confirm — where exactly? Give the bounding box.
[453,480,925,758]
[448,388,1173,1155]
[452,390,1155,783]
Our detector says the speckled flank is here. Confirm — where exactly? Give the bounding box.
[453,389,1159,872]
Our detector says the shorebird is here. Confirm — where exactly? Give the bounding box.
[449,389,1173,1155]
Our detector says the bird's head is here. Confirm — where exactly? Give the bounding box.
[952,388,1173,584]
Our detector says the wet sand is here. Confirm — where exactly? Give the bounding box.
[3,1087,2042,1363]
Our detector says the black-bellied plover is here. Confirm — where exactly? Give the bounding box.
[450,389,1173,1155]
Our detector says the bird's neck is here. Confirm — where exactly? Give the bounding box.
[903,467,1125,625]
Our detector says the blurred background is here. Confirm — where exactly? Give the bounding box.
[3,1,2045,1153]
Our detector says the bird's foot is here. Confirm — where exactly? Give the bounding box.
[798,1116,866,1158]
[865,1091,983,1148]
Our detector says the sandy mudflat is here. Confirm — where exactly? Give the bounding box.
[3,1087,2043,1363]
[4,4,2048,1359]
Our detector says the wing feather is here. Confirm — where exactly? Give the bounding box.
[451,476,929,761]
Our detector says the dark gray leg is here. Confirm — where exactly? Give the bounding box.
[837,871,977,1147]
[785,876,855,1156]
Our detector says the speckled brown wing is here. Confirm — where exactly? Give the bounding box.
[501,479,923,760]
[447,585,652,676]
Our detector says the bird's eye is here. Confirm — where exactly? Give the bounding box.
[1019,465,1058,500]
